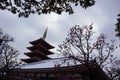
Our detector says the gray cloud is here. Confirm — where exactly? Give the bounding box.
[0,0,120,58]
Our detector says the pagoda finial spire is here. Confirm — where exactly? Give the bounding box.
[42,27,48,40]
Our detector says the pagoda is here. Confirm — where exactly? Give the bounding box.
[21,38,54,63]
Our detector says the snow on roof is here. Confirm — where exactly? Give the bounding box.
[21,57,81,69]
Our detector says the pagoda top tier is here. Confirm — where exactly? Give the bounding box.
[29,38,54,49]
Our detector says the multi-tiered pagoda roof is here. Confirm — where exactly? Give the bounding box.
[21,38,54,63]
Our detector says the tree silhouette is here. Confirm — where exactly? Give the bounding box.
[0,28,19,68]
[58,24,117,68]
[106,59,120,80]
[0,28,21,79]
[0,0,95,17]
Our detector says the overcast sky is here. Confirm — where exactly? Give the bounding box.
[0,0,120,59]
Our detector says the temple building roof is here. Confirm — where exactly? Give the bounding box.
[21,57,81,69]
[10,57,110,80]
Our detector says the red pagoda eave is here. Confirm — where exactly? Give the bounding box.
[24,50,49,58]
[21,57,50,63]
[27,46,54,55]
[29,38,54,49]
[27,43,48,51]
[21,57,41,63]
[21,58,39,63]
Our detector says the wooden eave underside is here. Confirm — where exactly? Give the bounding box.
[24,50,48,58]
[27,44,54,55]
[21,57,50,63]
[29,38,54,49]
[27,43,47,51]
